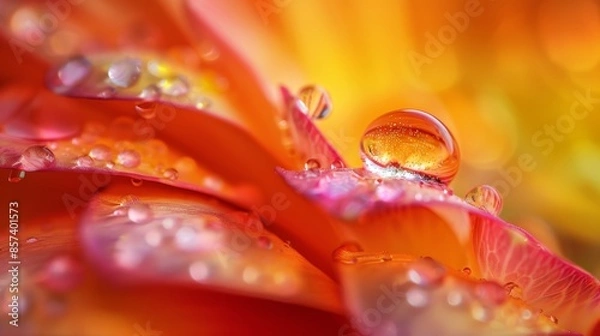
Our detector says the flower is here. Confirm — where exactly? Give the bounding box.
[1,1,599,336]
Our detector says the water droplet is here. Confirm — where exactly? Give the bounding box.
[127,203,152,224]
[297,85,332,120]
[470,304,493,322]
[406,287,430,308]
[330,159,345,169]
[462,267,472,275]
[474,281,508,307]
[380,253,393,262]
[8,169,26,182]
[549,315,558,324]
[304,158,321,170]
[465,185,503,215]
[407,257,446,287]
[139,84,161,101]
[89,144,111,161]
[19,145,56,171]
[130,178,143,187]
[332,242,363,264]
[134,101,157,119]
[359,109,460,184]
[446,289,470,307]
[174,226,198,250]
[105,161,115,169]
[162,168,178,180]
[158,76,189,96]
[256,236,273,249]
[56,55,91,87]
[116,149,141,168]
[503,281,522,299]
[189,261,210,282]
[75,155,94,168]
[107,58,142,88]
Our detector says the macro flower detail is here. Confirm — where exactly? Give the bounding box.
[1,1,599,336]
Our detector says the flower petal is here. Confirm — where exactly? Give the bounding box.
[335,254,578,336]
[78,179,343,314]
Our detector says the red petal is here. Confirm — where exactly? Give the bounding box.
[78,180,343,314]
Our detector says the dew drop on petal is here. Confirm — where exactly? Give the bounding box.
[139,84,161,101]
[407,257,446,287]
[158,76,189,96]
[359,109,460,184]
[56,55,92,88]
[332,242,363,264]
[462,267,472,275]
[503,281,522,299]
[19,145,56,171]
[130,178,143,187]
[297,85,332,120]
[8,169,26,183]
[304,158,321,170]
[75,155,94,168]
[107,58,142,88]
[116,150,141,168]
[162,168,179,181]
[330,159,345,169]
[549,315,558,324]
[89,144,111,161]
[127,203,152,224]
[465,185,503,215]
[135,102,157,119]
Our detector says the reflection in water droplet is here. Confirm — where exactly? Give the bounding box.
[98,87,117,98]
[407,257,446,287]
[304,158,321,170]
[332,242,363,264]
[8,169,26,183]
[75,155,94,168]
[130,178,143,187]
[19,145,56,171]
[162,168,178,180]
[297,85,332,120]
[330,159,345,169]
[465,185,503,215]
[116,150,141,168]
[139,84,161,101]
[359,109,460,184]
[107,58,142,88]
[135,102,157,119]
[89,144,111,161]
[127,203,152,224]
[462,267,472,275]
[57,55,92,87]
[158,76,189,96]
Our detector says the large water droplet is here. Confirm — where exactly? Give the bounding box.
[56,55,92,88]
[75,155,94,168]
[127,203,152,224]
[19,145,56,171]
[465,185,503,215]
[107,58,142,88]
[304,158,321,170]
[359,109,460,184]
[158,76,189,96]
[116,150,141,168]
[135,101,157,119]
[162,168,179,180]
[297,85,332,120]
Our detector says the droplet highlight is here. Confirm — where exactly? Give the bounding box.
[56,55,92,88]
[359,109,460,184]
[116,150,141,168]
[127,203,153,224]
[107,58,142,88]
[465,185,503,215]
[19,145,56,171]
[304,158,321,170]
[297,85,332,120]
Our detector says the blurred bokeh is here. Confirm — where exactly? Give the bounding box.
[1,0,599,276]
